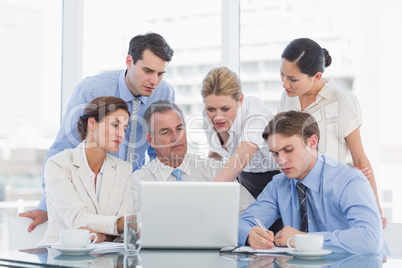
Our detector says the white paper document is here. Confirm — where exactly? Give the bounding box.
[90,241,125,253]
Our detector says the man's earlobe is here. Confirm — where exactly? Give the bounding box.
[145,132,155,148]
[309,134,319,149]
[126,55,133,69]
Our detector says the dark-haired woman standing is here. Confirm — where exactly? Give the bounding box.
[278,38,386,228]
[41,96,134,244]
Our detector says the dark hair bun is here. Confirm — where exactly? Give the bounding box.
[323,48,332,67]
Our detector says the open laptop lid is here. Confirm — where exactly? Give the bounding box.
[139,181,240,249]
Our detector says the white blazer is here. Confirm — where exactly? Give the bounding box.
[40,143,134,244]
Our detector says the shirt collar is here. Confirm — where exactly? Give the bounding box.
[295,154,324,194]
[316,79,335,101]
[81,141,106,177]
[177,154,191,176]
[154,153,192,181]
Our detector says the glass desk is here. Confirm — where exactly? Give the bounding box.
[0,247,401,267]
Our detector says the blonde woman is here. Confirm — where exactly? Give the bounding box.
[201,66,279,199]
[41,96,134,244]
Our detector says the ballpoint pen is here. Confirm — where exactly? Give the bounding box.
[254,218,280,247]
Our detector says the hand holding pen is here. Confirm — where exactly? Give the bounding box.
[254,218,288,247]
[246,218,276,249]
[255,218,280,247]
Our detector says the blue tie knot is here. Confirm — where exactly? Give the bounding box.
[172,169,183,181]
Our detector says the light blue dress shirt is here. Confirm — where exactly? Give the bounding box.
[238,154,387,254]
[38,70,175,211]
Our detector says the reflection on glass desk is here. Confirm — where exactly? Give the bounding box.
[1,247,402,267]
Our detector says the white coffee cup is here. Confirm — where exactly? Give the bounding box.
[287,234,323,252]
[60,229,97,248]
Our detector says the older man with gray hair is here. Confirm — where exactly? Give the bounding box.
[132,100,254,214]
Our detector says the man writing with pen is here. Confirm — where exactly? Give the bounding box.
[238,111,388,254]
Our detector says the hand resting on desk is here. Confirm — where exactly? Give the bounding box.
[274,225,305,246]
[78,217,124,243]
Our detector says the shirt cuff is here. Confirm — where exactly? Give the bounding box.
[113,216,123,234]
[37,194,47,212]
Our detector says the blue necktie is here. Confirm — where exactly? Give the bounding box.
[172,169,183,181]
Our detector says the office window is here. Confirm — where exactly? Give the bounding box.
[241,61,259,74]
[242,81,260,95]
[263,60,281,73]
[383,190,393,203]
[384,208,393,223]
[0,0,62,250]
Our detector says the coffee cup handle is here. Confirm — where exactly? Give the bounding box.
[287,237,294,248]
[89,233,97,245]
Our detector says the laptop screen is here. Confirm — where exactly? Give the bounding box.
[139,181,240,249]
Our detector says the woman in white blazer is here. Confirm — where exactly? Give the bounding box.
[40,96,134,244]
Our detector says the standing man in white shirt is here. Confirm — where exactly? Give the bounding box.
[132,100,255,214]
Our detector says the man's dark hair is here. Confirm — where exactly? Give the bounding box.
[128,32,174,64]
[262,110,320,150]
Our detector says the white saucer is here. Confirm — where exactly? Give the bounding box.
[286,249,332,259]
[51,244,96,255]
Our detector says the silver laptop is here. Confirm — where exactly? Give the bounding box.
[139,181,240,249]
